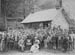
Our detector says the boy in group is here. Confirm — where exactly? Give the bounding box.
[18,38,25,52]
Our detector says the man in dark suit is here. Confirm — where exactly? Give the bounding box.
[62,36,69,52]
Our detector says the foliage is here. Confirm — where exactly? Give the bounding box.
[2,0,34,17]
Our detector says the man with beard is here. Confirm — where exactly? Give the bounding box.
[62,35,69,52]
[24,35,33,50]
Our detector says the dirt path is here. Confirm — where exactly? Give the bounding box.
[0,49,75,55]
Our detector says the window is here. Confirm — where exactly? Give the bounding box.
[43,22,48,28]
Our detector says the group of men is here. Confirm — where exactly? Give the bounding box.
[0,26,75,53]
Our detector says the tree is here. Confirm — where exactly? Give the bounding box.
[5,0,22,17]
[1,0,35,18]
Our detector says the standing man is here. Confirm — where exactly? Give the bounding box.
[62,35,69,52]
[25,35,33,50]
[69,31,75,49]
[18,38,25,52]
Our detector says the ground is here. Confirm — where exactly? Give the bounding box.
[0,48,75,55]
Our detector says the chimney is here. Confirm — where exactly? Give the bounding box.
[59,0,62,8]
[56,0,62,9]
